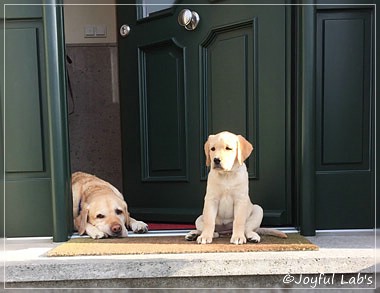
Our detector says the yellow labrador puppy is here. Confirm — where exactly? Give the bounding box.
[72,172,148,239]
[186,131,287,244]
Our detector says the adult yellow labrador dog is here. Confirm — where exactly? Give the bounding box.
[186,131,287,245]
[72,172,148,239]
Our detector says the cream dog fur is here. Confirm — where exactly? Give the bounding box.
[72,172,148,239]
[185,131,287,244]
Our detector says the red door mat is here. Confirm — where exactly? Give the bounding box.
[147,223,196,230]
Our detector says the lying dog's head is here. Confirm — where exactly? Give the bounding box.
[75,186,130,238]
[204,131,253,172]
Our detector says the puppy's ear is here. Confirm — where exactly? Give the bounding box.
[237,135,253,165]
[204,135,214,167]
[123,202,130,227]
[74,207,89,235]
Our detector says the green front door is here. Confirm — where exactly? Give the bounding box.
[1,1,71,240]
[1,2,53,237]
[117,1,291,226]
[314,8,375,229]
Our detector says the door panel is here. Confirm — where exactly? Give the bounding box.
[200,20,257,179]
[317,15,370,170]
[5,180,52,236]
[1,5,53,237]
[315,10,374,229]
[139,39,188,181]
[117,1,290,225]
[5,27,46,172]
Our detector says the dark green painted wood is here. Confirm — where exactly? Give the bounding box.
[315,9,374,229]
[5,26,45,172]
[201,20,258,179]
[0,18,4,239]
[318,16,369,168]
[1,1,42,19]
[0,3,5,237]
[0,0,71,239]
[376,0,380,229]
[316,174,373,229]
[297,3,316,236]
[43,0,72,242]
[206,27,251,133]
[5,180,52,236]
[139,39,188,181]
[1,1,54,237]
[118,1,291,226]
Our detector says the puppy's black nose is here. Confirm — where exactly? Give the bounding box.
[214,158,221,165]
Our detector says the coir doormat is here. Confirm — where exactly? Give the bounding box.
[47,233,318,257]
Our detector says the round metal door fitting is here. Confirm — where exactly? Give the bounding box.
[120,24,131,37]
[178,9,200,31]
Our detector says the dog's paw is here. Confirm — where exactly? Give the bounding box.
[131,221,148,234]
[89,231,106,239]
[185,230,200,241]
[230,234,247,245]
[197,233,213,244]
[247,233,261,243]
[86,225,107,239]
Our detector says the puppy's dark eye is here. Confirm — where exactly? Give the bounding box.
[211,147,215,151]
[115,209,123,215]
[226,146,232,150]
[96,214,105,219]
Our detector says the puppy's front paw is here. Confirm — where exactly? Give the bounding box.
[230,233,246,245]
[131,221,148,234]
[185,230,200,241]
[197,233,213,244]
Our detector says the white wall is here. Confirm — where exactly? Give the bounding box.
[63,0,117,44]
